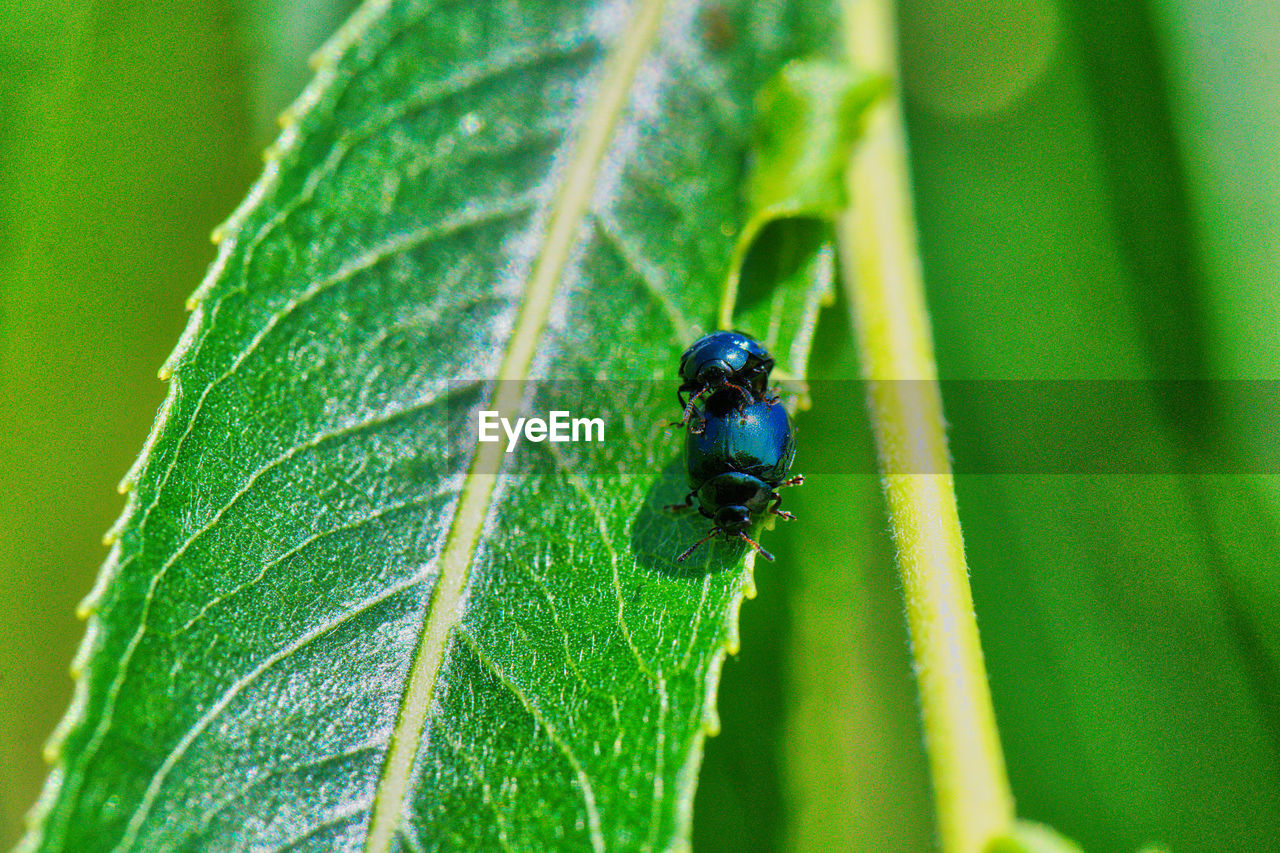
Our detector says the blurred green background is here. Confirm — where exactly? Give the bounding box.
[3,0,1278,850]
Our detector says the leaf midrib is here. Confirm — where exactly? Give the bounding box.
[361,1,671,849]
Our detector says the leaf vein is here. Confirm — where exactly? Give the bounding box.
[191,29,600,357]
[647,673,669,852]
[678,574,712,670]
[168,489,457,639]
[594,215,692,345]
[138,193,533,555]
[456,628,605,853]
[522,549,594,693]
[435,725,516,853]
[192,743,383,840]
[552,450,660,684]
[272,800,371,853]
[111,573,428,850]
[395,826,426,853]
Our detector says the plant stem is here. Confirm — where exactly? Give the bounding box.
[836,2,1016,851]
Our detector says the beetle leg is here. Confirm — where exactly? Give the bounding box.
[676,527,722,562]
[735,531,775,562]
[769,492,796,520]
[680,384,711,425]
[749,367,774,403]
[777,474,804,488]
[665,491,696,513]
[681,386,710,432]
[724,381,755,415]
[668,390,690,429]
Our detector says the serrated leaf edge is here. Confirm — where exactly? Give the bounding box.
[15,2,392,850]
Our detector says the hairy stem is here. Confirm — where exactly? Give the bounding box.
[836,1,1015,850]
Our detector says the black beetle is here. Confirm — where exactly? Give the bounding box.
[669,395,803,562]
[677,331,776,429]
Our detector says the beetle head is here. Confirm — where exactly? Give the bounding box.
[696,360,731,388]
[713,504,751,532]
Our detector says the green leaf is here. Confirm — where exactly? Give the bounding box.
[722,60,884,380]
[21,1,857,850]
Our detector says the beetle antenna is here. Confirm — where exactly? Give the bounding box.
[736,531,775,562]
[676,527,721,562]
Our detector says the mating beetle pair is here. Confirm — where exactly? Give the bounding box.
[669,331,802,563]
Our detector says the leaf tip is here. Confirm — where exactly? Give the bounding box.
[188,275,216,310]
[75,595,97,622]
[723,610,741,655]
[105,512,126,544]
[77,577,104,622]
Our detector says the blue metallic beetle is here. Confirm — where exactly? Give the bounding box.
[670,395,803,562]
[677,331,776,429]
